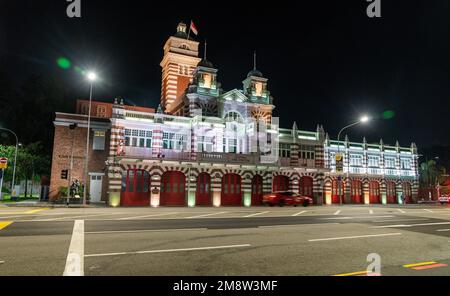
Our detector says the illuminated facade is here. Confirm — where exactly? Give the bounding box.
[50,22,419,206]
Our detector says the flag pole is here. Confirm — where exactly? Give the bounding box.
[187,20,192,40]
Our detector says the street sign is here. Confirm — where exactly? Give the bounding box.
[61,169,68,180]
[0,157,8,170]
[335,153,344,173]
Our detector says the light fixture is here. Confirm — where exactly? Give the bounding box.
[87,71,97,82]
[360,115,370,123]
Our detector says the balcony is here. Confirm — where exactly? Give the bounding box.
[123,147,191,161]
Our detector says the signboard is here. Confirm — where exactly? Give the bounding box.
[335,153,344,173]
[0,157,8,170]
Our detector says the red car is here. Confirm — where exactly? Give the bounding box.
[439,194,450,205]
[263,191,313,207]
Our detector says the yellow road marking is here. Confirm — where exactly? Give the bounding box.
[334,270,368,276]
[403,261,437,268]
[24,208,50,214]
[0,221,13,230]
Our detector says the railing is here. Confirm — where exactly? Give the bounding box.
[123,147,191,161]
[197,152,259,164]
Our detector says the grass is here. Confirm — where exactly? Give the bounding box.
[0,193,40,203]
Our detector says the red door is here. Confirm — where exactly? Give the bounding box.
[221,174,242,206]
[196,173,211,206]
[332,179,344,204]
[386,181,397,204]
[351,180,363,203]
[402,182,412,203]
[120,169,150,206]
[299,177,313,197]
[369,181,381,204]
[160,171,186,206]
[251,175,263,205]
[273,175,289,192]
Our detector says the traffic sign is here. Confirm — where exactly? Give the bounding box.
[0,157,8,170]
[335,153,344,173]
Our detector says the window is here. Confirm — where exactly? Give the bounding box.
[279,143,291,158]
[124,129,153,148]
[299,145,315,160]
[96,105,107,118]
[163,132,187,150]
[227,139,237,153]
[93,130,106,150]
[385,157,396,168]
[349,154,363,166]
[197,136,214,152]
[400,158,411,169]
[368,155,380,167]
[329,152,336,166]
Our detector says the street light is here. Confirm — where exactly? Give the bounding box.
[82,71,98,206]
[336,115,371,205]
[0,127,19,196]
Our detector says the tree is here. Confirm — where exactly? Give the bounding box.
[419,160,446,188]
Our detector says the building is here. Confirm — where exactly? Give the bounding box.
[49,22,419,206]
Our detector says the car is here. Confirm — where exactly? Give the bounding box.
[438,194,450,205]
[263,191,313,207]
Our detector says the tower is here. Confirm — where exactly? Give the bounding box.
[160,22,202,115]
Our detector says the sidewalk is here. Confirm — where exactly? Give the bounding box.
[3,200,109,208]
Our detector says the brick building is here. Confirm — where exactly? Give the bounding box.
[49,22,419,206]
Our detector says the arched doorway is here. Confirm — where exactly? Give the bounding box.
[196,173,211,206]
[402,182,412,203]
[120,169,150,206]
[221,174,242,206]
[351,180,363,203]
[386,181,397,204]
[299,176,314,197]
[160,171,186,206]
[369,181,381,204]
[273,175,289,192]
[332,179,345,204]
[251,175,264,205]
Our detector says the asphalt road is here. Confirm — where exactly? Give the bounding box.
[1,204,450,276]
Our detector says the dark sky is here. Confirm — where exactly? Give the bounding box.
[1,0,450,149]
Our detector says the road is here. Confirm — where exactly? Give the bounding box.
[1,204,450,276]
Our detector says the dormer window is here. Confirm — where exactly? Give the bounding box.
[202,73,212,88]
[255,82,263,97]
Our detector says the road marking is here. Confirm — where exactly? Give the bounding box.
[397,209,405,213]
[334,270,381,276]
[436,229,450,232]
[292,211,307,216]
[40,213,124,221]
[0,221,13,230]
[86,228,208,234]
[372,221,450,229]
[321,215,394,220]
[334,210,341,215]
[186,212,227,219]
[117,212,178,220]
[85,244,251,258]
[243,211,270,218]
[0,261,4,264]
[424,209,434,213]
[259,223,340,229]
[403,261,436,268]
[63,220,84,276]
[24,208,50,214]
[308,232,402,242]
[369,210,374,214]
[411,263,448,270]
[372,218,429,223]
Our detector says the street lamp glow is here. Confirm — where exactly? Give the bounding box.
[87,72,97,82]
[360,115,370,123]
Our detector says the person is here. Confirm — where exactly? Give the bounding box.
[401,194,405,205]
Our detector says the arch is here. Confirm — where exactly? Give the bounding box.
[299,176,314,197]
[351,180,363,204]
[224,111,245,123]
[196,172,211,206]
[332,179,345,204]
[120,169,150,206]
[369,181,381,204]
[251,174,264,205]
[160,171,186,206]
[386,181,397,204]
[402,182,413,204]
[273,175,290,192]
[221,173,242,206]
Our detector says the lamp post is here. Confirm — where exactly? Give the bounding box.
[336,115,370,205]
[0,128,19,195]
[82,71,97,206]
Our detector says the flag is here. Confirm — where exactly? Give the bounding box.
[190,21,198,36]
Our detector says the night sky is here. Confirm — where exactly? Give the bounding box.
[1,0,450,149]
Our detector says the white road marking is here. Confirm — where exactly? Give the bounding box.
[424,209,434,213]
[259,223,340,229]
[243,211,270,218]
[397,209,406,213]
[117,212,178,220]
[86,228,208,234]
[39,213,125,221]
[0,261,4,264]
[372,218,429,223]
[308,232,402,242]
[63,220,84,276]
[292,211,307,216]
[372,221,450,229]
[334,210,341,215]
[321,215,394,220]
[85,244,251,258]
[436,229,450,232]
[369,210,374,214]
[186,212,227,219]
